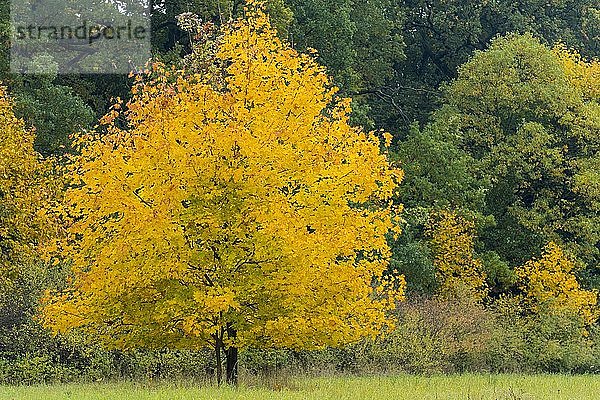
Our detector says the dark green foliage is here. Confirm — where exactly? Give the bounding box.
[396,34,600,292]
[286,0,405,130]
[479,251,517,296]
[11,77,95,156]
[287,0,404,91]
[396,119,486,212]
[0,4,94,157]
[390,0,600,132]
[389,208,437,295]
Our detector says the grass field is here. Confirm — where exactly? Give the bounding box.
[1,374,598,400]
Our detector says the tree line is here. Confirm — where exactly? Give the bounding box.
[0,0,599,385]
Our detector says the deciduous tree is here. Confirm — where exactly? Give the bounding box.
[43,8,405,385]
[427,210,487,300]
[397,34,600,291]
[0,85,56,302]
[390,0,600,133]
[515,242,598,325]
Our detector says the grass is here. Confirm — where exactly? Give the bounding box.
[0,374,598,400]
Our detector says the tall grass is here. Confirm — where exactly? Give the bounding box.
[0,374,598,400]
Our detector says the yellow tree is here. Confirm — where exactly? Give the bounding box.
[427,210,487,300]
[515,242,598,325]
[553,44,600,101]
[43,8,405,385]
[0,85,56,296]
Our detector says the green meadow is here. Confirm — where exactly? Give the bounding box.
[1,375,598,400]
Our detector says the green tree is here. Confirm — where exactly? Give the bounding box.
[286,0,405,130]
[0,1,95,157]
[397,34,600,290]
[10,75,95,157]
[391,109,489,295]
[387,0,600,133]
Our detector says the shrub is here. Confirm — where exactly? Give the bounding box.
[490,294,598,373]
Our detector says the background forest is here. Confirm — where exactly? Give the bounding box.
[0,0,600,384]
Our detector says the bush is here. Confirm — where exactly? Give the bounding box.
[0,356,79,385]
[2,288,598,383]
[371,295,496,374]
[489,295,599,373]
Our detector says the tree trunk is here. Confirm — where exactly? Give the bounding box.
[225,326,238,386]
[214,336,223,386]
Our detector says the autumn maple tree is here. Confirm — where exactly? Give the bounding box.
[43,7,405,385]
[0,86,56,300]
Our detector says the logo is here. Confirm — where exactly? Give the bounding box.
[10,1,152,74]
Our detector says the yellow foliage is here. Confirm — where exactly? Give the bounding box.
[43,8,404,352]
[427,210,487,300]
[553,44,600,101]
[0,86,56,290]
[515,242,598,325]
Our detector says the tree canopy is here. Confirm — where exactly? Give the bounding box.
[397,33,600,291]
[42,9,405,385]
[0,86,56,296]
